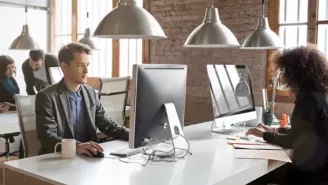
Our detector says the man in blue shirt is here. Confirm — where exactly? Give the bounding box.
[35,43,129,156]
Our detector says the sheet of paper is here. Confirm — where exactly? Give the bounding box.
[233,149,292,163]
[228,140,266,145]
[233,143,283,150]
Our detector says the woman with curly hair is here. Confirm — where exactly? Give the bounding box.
[0,55,19,112]
[247,44,328,185]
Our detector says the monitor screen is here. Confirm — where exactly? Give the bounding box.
[207,64,255,119]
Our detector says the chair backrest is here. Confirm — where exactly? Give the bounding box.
[86,77,102,91]
[100,76,130,126]
[49,67,63,84]
[15,95,40,158]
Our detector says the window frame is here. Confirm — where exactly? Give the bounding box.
[266,0,323,102]
[50,0,150,78]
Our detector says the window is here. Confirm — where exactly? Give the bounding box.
[267,0,328,99]
[279,0,308,48]
[55,0,72,53]
[77,0,113,77]
[317,0,328,55]
[0,5,47,95]
[53,0,147,78]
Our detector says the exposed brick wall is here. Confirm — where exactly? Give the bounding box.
[148,0,294,124]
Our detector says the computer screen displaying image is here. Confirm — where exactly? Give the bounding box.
[207,64,256,127]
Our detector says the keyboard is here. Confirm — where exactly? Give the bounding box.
[110,148,143,157]
[212,126,248,135]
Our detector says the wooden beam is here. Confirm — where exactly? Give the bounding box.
[308,0,318,44]
[142,0,150,64]
[50,0,56,52]
[112,0,120,77]
[72,0,78,42]
[318,20,328,24]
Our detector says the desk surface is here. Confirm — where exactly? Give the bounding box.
[0,112,20,135]
[4,122,285,185]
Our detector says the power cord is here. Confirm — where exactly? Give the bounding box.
[118,134,192,166]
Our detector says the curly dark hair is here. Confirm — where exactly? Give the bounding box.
[0,55,15,78]
[271,44,328,94]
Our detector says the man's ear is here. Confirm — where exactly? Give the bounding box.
[60,62,67,71]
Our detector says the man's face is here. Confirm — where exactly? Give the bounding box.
[61,52,89,84]
[30,59,44,71]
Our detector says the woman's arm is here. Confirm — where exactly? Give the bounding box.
[264,93,321,148]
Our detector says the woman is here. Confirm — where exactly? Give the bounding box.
[0,55,19,112]
[247,45,328,185]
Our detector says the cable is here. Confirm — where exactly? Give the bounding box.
[117,134,192,166]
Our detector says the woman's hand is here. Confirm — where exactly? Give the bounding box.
[256,123,275,132]
[246,127,265,138]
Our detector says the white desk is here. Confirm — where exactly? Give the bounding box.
[3,122,286,185]
[0,112,20,135]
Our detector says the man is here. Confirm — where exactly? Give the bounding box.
[35,43,129,156]
[22,49,59,95]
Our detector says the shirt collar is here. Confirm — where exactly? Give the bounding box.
[67,85,82,97]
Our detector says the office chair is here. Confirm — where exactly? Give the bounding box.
[15,95,40,158]
[100,76,130,126]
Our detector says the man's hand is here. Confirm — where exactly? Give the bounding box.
[76,141,104,157]
[256,123,274,132]
[246,127,265,138]
[0,103,11,113]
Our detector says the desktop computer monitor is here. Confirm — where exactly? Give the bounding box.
[129,64,187,149]
[207,64,256,131]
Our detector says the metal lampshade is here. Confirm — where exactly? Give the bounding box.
[241,0,284,49]
[184,5,240,48]
[241,17,284,49]
[78,28,98,50]
[235,75,250,97]
[9,24,39,50]
[93,0,166,39]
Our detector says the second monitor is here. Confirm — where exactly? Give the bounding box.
[129,64,187,149]
[207,64,257,133]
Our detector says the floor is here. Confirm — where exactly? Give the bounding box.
[0,156,19,185]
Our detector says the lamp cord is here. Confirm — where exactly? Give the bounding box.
[211,0,214,8]
[86,0,89,28]
[25,0,28,24]
[262,0,265,17]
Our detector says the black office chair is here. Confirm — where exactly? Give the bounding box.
[0,132,20,160]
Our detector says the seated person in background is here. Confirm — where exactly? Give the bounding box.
[0,55,19,112]
[22,49,59,95]
[246,44,328,185]
[35,43,129,156]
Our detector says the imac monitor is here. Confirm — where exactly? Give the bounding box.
[129,64,187,149]
[207,64,256,130]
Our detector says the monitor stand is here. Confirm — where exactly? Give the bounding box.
[110,103,187,157]
[143,103,187,156]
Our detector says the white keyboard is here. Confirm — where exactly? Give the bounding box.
[110,148,143,157]
[212,126,248,135]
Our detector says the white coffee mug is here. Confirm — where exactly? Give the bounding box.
[54,139,76,159]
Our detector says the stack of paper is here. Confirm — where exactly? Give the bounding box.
[233,143,283,150]
[233,149,292,163]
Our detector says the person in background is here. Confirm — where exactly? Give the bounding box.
[35,43,129,156]
[247,44,328,185]
[22,49,59,95]
[0,55,19,112]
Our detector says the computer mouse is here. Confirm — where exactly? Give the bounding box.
[92,151,105,158]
